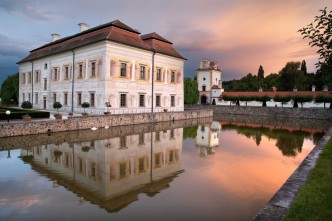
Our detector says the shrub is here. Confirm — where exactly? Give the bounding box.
[315,95,332,108]
[256,95,271,107]
[53,102,62,114]
[21,101,32,109]
[81,102,90,113]
[274,95,291,107]
[292,95,313,108]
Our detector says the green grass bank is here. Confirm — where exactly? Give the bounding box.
[285,138,332,221]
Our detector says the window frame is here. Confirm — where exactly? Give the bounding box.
[139,94,145,107]
[120,63,127,78]
[156,95,161,107]
[139,65,146,80]
[120,94,127,107]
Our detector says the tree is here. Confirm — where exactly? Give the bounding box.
[315,94,332,108]
[274,95,291,107]
[53,102,62,114]
[184,77,199,104]
[300,60,307,75]
[21,101,32,109]
[256,95,271,107]
[278,62,306,91]
[81,102,90,113]
[0,73,19,105]
[257,65,264,79]
[292,95,313,108]
[263,73,279,91]
[298,7,332,89]
[298,7,332,70]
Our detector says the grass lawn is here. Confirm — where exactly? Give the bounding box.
[284,138,332,221]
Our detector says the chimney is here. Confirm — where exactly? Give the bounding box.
[51,34,61,42]
[78,23,89,32]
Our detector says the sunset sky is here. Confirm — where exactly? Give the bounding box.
[0,0,331,84]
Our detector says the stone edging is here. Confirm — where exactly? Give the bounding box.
[252,125,332,221]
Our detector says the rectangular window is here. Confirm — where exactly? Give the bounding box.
[120,94,127,107]
[28,72,32,83]
[44,78,47,90]
[28,93,31,102]
[91,62,96,77]
[35,93,38,104]
[77,92,82,105]
[22,73,26,84]
[120,136,127,148]
[78,64,83,78]
[140,66,145,79]
[90,92,95,107]
[119,162,126,178]
[35,71,39,83]
[65,66,69,79]
[154,153,161,168]
[53,68,58,81]
[44,63,48,69]
[156,68,162,81]
[90,162,96,177]
[171,95,175,107]
[22,93,25,101]
[202,85,206,91]
[156,95,161,107]
[53,93,57,103]
[170,129,175,139]
[155,131,160,141]
[64,93,68,105]
[139,94,145,107]
[120,63,127,77]
[171,71,175,83]
[139,157,145,173]
[139,133,144,145]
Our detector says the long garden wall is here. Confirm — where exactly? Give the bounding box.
[0,110,212,138]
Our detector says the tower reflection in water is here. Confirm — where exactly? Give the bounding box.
[20,127,184,212]
[196,121,221,157]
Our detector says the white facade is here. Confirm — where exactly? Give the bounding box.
[196,59,223,104]
[18,21,185,114]
[21,127,183,210]
[196,121,221,157]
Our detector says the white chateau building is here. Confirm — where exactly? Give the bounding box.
[196,59,223,104]
[18,20,186,114]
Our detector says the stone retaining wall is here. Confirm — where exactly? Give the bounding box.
[186,105,332,120]
[0,110,212,138]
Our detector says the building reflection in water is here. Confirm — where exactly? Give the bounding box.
[195,121,221,157]
[20,127,184,212]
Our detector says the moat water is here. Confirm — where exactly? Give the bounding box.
[0,118,328,221]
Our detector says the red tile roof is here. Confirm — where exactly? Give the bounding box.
[18,20,185,63]
[211,85,219,89]
[221,91,332,98]
[141,32,186,60]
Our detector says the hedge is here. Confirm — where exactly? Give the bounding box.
[0,107,50,120]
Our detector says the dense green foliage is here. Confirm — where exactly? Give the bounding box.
[184,78,199,104]
[292,95,313,108]
[81,102,90,113]
[315,94,332,108]
[285,138,332,221]
[221,124,318,156]
[53,102,62,113]
[257,65,264,79]
[0,107,50,120]
[0,73,19,105]
[183,125,198,139]
[278,62,306,91]
[21,101,32,109]
[274,95,292,107]
[298,7,332,90]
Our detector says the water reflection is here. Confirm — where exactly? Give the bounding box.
[0,117,326,221]
[220,123,324,157]
[20,127,184,213]
[195,121,221,157]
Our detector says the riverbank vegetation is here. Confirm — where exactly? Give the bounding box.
[285,138,332,220]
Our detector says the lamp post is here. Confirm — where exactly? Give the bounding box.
[5,110,10,123]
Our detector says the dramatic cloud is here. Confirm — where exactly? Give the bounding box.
[0,0,330,84]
